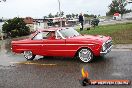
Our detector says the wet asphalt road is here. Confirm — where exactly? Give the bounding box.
[0,39,132,88]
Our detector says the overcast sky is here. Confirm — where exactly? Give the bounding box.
[0,0,131,18]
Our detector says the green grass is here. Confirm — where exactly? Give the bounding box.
[78,22,132,44]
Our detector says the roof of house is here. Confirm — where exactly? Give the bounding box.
[23,17,33,24]
[114,13,120,16]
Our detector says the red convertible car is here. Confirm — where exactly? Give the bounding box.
[11,27,112,63]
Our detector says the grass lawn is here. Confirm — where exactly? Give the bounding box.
[78,22,132,44]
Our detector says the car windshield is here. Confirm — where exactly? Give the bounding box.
[59,28,81,38]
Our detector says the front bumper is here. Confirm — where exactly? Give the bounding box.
[100,45,113,56]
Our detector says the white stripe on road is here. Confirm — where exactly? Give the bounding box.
[10,62,57,66]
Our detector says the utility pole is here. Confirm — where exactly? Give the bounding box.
[58,0,62,27]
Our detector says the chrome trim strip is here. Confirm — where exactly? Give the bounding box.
[13,44,44,46]
[102,39,112,51]
[47,50,76,52]
[106,39,112,43]
[100,45,113,55]
[13,44,95,46]
[66,44,94,46]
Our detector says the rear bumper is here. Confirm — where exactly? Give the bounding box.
[100,45,113,56]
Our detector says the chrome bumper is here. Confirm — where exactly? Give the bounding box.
[100,45,113,56]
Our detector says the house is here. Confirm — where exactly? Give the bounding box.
[0,22,4,40]
[113,13,121,20]
[66,18,78,26]
[23,17,34,32]
[123,12,132,19]
[44,17,66,27]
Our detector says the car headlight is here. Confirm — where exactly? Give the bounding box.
[102,44,106,52]
[102,39,112,52]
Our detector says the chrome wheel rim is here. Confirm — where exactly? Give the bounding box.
[79,49,92,62]
[24,51,33,60]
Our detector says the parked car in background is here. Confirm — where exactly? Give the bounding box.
[91,17,100,27]
[11,27,112,63]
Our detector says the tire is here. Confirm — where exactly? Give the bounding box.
[23,51,36,60]
[78,48,93,63]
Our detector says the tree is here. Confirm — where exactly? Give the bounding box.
[71,13,75,18]
[107,0,131,16]
[66,14,72,18]
[83,14,89,18]
[43,16,47,19]
[75,14,79,18]
[55,12,59,17]
[2,17,30,37]
[60,11,64,17]
[83,14,95,18]
[48,13,54,18]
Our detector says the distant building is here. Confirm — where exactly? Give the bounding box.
[23,17,67,32]
[23,17,34,32]
[44,17,66,27]
[123,12,132,19]
[0,22,4,40]
[23,17,33,24]
[127,0,132,3]
[113,13,121,20]
[33,18,46,30]
[66,18,78,26]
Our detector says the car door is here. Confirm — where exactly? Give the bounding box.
[30,32,48,56]
[45,31,67,56]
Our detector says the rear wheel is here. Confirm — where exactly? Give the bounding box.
[78,48,93,63]
[23,51,36,60]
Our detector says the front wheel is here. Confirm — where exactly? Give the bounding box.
[23,51,36,60]
[78,48,93,63]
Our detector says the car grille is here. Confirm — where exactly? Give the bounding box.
[105,40,112,50]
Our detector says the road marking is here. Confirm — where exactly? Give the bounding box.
[10,62,57,66]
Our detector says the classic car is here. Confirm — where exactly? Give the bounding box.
[11,27,113,63]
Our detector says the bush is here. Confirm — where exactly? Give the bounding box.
[2,17,30,38]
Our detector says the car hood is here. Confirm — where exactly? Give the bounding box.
[69,35,111,44]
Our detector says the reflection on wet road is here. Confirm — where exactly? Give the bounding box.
[0,39,132,88]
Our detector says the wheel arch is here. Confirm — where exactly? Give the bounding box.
[74,46,94,57]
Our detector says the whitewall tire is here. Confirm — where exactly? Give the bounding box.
[78,48,93,63]
[23,51,36,60]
